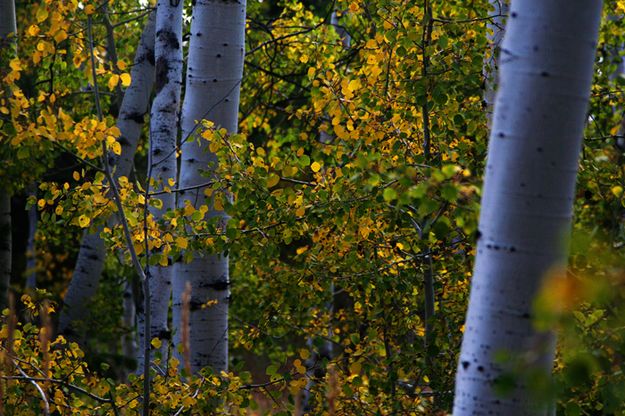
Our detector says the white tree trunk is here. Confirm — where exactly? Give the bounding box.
[483,0,508,119]
[60,13,156,336]
[172,0,246,373]
[136,1,183,369]
[454,1,602,414]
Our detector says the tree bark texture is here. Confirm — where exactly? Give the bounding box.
[454,1,602,414]
[172,0,246,373]
[60,13,156,336]
[483,0,508,120]
[136,1,183,368]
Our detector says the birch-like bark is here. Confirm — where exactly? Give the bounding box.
[172,0,246,373]
[59,13,156,336]
[483,0,508,121]
[0,0,16,311]
[136,1,183,369]
[454,1,602,414]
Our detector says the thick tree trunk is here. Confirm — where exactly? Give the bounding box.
[453,1,602,414]
[136,1,183,369]
[59,13,156,336]
[172,0,246,373]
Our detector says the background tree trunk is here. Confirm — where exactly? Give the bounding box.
[172,0,246,373]
[453,1,602,414]
[0,0,16,311]
[60,13,156,336]
[136,1,183,369]
[0,194,11,311]
[483,0,508,121]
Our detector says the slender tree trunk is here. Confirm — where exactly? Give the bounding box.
[0,194,10,311]
[454,1,602,414]
[59,13,156,336]
[25,186,37,289]
[136,1,183,370]
[172,0,246,373]
[299,12,350,413]
[483,0,508,121]
[0,0,16,312]
[0,0,15,46]
[122,281,137,368]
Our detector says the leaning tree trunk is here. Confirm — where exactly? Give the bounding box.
[453,1,602,415]
[59,13,156,336]
[0,0,16,311]
[136,0,183,370]
[172,0,246,373]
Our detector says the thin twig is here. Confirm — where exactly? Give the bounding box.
[12,365,50,415]
[86,15,150,414]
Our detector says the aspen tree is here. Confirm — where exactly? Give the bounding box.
[172,0,246,372]
[135,0,183,369]
[60,13,156,336]
[454,1,602,414]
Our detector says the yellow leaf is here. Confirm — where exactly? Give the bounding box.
[73,171,80,181]
[296,246,308,255]
[84,4,95,14]
[27,25,40,36]
[120,73,131,87]
[151,338,162,349]
[151,198,163,209]
[183,202,195,216]
[36,7,48,23]
[78,215,90,228]
[37,199,46,209]
[111,141,121,156]
[108,74,119,91]
[54,30,67,43]
[214,196,224,211]
[176,236,188,249]
[55,205,63,215]
[347,79,361,92]
[9,59,21,71]
[266,173,280,188]
[295,206,306,217]
[310,161,321,172]
[293,359,307,374]
[612,185,623,198]
[117,61,127,71]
